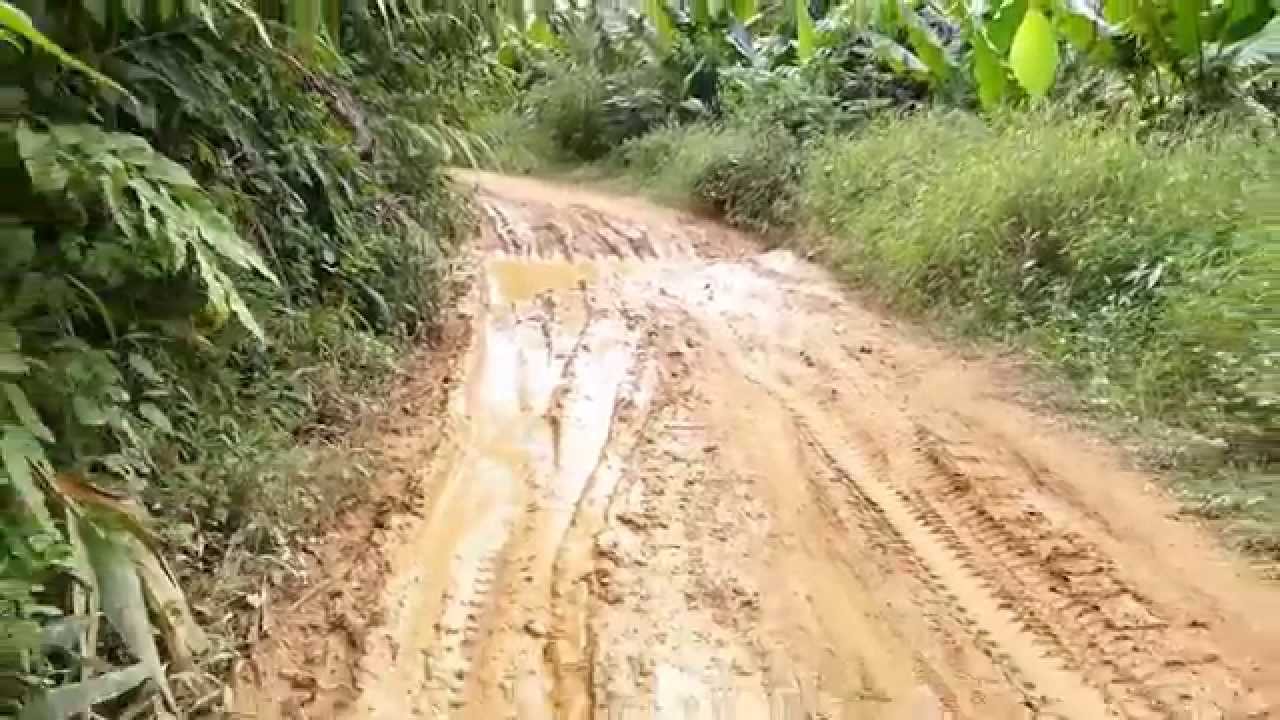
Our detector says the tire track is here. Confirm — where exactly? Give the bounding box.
[738,375,1116,717]
[915,428,1268,719]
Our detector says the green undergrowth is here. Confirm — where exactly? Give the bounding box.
[1,5,496,715]
[603,110,1279,554]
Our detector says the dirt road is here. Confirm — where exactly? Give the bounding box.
[242,172,1280,719]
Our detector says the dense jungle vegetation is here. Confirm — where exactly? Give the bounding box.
[0,1,504,716]
[0,0,1276,715]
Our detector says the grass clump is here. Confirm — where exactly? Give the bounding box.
[617,122,803,233]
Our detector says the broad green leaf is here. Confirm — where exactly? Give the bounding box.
[1221,0,1273,42]
[973,33,1012,108]
[1,425,52,530]
[986,0,1028,50]
[3,383,53,443]
[1010,7,1059,97]
[1172,0,1204,55]
[732,0,757,23]
[19,662,150,720]
[81,522,175,711]
[0,3,130,97]
[797,0,817,62]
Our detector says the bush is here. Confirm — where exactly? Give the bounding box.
[526,63,688,162]
[617,121,802,232]
[692,128,802,233]
[803,110,1278,456]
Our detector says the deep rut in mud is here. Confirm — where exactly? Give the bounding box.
[246,172,1280,720]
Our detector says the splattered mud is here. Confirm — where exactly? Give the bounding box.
[240,172,1280,720]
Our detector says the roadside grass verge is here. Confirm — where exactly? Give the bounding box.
[604,110,1279,555]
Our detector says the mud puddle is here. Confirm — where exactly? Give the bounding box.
[246,171,1280,720]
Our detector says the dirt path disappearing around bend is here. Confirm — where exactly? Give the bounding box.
[316,172,1280,719]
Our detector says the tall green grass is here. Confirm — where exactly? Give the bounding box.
[803,111,1275,449]
[608,111,1278,550]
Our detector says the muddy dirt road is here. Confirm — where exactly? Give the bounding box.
[242,172,1280,719]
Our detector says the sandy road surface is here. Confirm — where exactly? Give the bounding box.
[241,172,1280,720]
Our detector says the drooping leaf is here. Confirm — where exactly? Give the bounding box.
[1010,7,1059,96]
[1,425,53,530]
[132,535,207,670]
[80,522,175,711]
[19,662,150,720]
[3,383,54,443]
[797,0,817,62]
[973,33,1012,108]
[0,2,130,97]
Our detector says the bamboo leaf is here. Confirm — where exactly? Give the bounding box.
[732,0,757,23]
[138,403,172,435]
[3,383,54,443]
[1010,7,1059,96]
[797,0,817,62]
[0,2,130,97]
[1,425,53,531]
[19,662,150,720]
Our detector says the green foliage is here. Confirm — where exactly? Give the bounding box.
[1,1,486,715]
[803,110,1277,461]
[692,126,802,232]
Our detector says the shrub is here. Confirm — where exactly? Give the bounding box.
[616,121,802,232]
[692,127,803,233]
